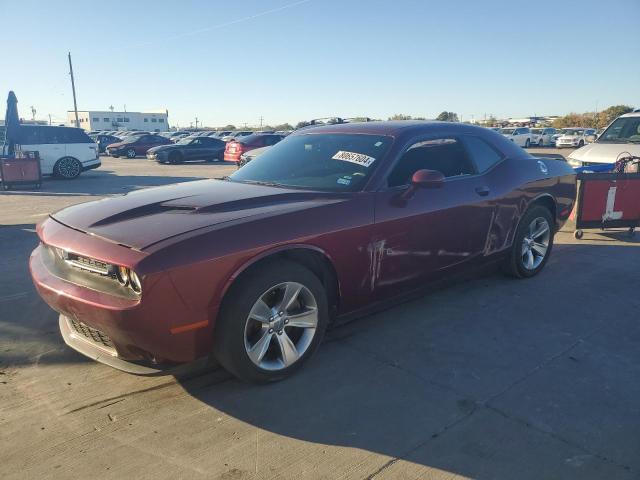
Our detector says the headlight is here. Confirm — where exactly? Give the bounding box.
[129,270,142,294]
[115,266,142,294]
[116,265,129,286]
[568,158,582,167]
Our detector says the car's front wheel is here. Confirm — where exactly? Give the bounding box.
[539,138,544,146]
[169,151,183,164]
[214,260,328,383]
[503,205,554,278]
[524,138,531,148]
[53,157,82,179]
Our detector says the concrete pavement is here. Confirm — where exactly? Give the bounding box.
[0,155,638,479]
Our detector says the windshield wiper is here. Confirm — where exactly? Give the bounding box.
[241,180,289,188]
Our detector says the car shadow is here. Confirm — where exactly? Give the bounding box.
[172,240,640,479]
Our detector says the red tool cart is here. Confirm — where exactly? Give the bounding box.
[567,170,640,239]
[0,150,42,190]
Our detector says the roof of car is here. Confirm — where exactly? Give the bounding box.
[621,111,640,118]
[292,120,493,137]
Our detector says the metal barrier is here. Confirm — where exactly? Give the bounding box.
[567,172,640,239]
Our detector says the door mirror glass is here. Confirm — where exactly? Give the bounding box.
[411,169,445,189]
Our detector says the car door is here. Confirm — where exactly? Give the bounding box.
[136,135,155,154]
[372,136,496,297]
[186,138,205,160]
[201,137,224,160]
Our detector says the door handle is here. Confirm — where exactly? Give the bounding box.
[475,186,490,197]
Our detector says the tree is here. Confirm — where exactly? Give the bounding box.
[388,114,412,121]
[295,121,311,129]
[273,123,294,131]
[220,124,236,130]
[598,105,633,127]
[436,111,459,122]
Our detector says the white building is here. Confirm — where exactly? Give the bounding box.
[67,110,170,132]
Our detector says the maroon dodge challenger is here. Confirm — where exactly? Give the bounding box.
[30,122,576,382]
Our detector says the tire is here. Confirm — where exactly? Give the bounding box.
[53,157,82,179]
[126,148,137,159]
[502,205,555,278]
[574,230,584,240]
[524,139,531,148]
[169,151,183,164]
[213,260,329,383]
[111,154,120,158]
[539,138,544,147]
[578,140,584,148]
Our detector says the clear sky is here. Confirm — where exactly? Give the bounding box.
[2,0,638,128]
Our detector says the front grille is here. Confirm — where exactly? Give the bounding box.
[69,318,116,352]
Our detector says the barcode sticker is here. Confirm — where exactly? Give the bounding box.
[332,151,376,168]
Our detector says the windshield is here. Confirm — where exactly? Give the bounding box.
[121,136,138,143]
[500,128,515,135]
[176,138,193,145]
[563,129,584,136]
[599,117,640,143]
[229,133,393,192]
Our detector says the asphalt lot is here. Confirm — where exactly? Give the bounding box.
[1,150,639,479]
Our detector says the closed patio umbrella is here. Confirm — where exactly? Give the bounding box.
[4,91,20,156]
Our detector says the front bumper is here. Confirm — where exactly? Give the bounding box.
[82,158,101,171]
[556,140,579,148]
[29,220,216,372]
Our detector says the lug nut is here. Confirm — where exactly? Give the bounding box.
[277,330,282,335]
[268,329,273,333]
[284,319,289,324]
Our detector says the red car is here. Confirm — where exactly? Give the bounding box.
[223,134,284,163]
[30,122,576,382]
[106,134,173,158]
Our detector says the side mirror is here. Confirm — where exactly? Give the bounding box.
[399,169,445,202]
[411,169,445,189]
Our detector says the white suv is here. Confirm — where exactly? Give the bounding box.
[530,127,557,146]
[567,112,640,169]
[500,127,532,147]
[16,126,100,179]
[555,128,596,148]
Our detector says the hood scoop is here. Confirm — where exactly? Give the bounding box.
[89,197,198,228]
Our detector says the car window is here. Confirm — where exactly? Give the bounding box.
[387,138,476,187]
[17,127,43,145]
[461,136,503,173]
[230,133,393,192]
[264,135,282,146]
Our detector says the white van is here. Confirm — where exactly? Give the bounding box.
[16,126,100,179]
[567,112,640,169]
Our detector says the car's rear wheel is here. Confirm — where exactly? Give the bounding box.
[503,205,554,278]
[214,260,328,383]
[525,139,531,148]
[53,157,82,179]
[126,148,137,158]
[539,138,544,146]
[169,151,183,164]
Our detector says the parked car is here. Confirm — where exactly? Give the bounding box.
[213,131,233,138]
[222,131,254,142]
[223,134,284,163]
[567,112,640,169]
[530,128,556,146]
[147,136,226,164]
[555,128,596,148]
[14,125,100,179]
[170,133,191,143]
[29,121,576,382]
[238,146,271,168]
[92,134,122,154]
[106,134,172,158]
[500,127,532,147]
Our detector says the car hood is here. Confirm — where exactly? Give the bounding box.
[50,179,349,251]
[147,145,174,154]
[568,142,640,163]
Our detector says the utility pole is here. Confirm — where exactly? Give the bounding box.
[259,116,264,128]
[195,117,199,129]
[31,106,36,121]
[48,114,52,125]
[68,52,80,128]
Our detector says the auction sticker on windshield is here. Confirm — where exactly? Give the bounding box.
[332,151,376,168]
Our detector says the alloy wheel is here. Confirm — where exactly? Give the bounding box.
[521,217,550,270]
[126,149,136,158]
[244,281,318,371]
[57,157,81,179]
